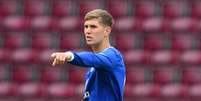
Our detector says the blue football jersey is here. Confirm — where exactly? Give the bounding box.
[69,47,126,101]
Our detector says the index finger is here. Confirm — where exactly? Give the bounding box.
[52,58,57,66]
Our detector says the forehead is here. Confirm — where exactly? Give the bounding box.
[84,18,103,26]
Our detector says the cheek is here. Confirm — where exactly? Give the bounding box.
[84,29,87,34]
[96,33,104,41]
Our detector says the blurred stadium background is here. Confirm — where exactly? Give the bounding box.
[0,0,201,101]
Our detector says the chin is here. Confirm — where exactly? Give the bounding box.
[86,42,93,46]
[86,42,97,47]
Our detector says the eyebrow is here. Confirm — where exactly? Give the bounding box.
[84,24,97,28]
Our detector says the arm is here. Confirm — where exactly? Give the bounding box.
[51,51,113,70]
[70,52,113,70]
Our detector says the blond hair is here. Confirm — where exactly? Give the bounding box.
[84,9,114,27]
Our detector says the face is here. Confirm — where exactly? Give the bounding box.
[84,18,109,46]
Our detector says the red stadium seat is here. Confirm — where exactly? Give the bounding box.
[38,49,56,65]
[142,18,172,33]
[171,34,194,51]
[142,17,162,32]
[10,49,39,64]
[58,16,80,32]
[107,1,129,18]
[182,68,201,85]
[0,82,18,97]
[0,49,11,63]
[171,17,198,33]
[134,2,156,19]
[114,17,134,32]
[51,1,72,17]
[189,84,201,99]
[126,68,146,84]
[79,1,101,17]
[59,33,81,51]
[191,2,201,19]
[160,84,189,99]
[124,84,133,98]
[40,66,66,83]
[124,50,150,65]
[31,33,52,50]
[143,35,164,51]
[160,18,172,32]
[181,51,201,65]
[153,68,176,85]
[0,81,10,96]
[0,0,18,17]
[162,2,187,19]
[18,83,47,97]
[68,68,86,84]
[132,84,160,98]
[151,50,181,65]
[124,50,144,65]
[3,33,26,50]
[114,33,135,52]
[152,51,172,65]
[47,83,78,97]
[11,66,36,83]
[132,18,144,32]
[30,16,57,31]
[24,0,47,16]
[2,16,29,31]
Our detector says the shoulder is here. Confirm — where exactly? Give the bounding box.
[100,47,124,60]
[100,47,125,70]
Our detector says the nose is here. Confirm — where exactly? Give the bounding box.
[85,27,91,35]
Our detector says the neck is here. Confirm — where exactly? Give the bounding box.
[91,38,111,53]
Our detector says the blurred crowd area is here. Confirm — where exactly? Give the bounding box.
[1,0,201,101]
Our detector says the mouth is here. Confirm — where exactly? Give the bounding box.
[86,36,93,41]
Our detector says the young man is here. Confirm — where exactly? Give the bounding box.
[51,9,126,101]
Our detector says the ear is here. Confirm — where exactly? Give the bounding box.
[104,26,112,36]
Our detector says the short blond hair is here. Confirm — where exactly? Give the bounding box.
[84,9,114,27]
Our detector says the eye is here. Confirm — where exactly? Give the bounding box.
[90,25,97,28]
[84,25,88,29]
